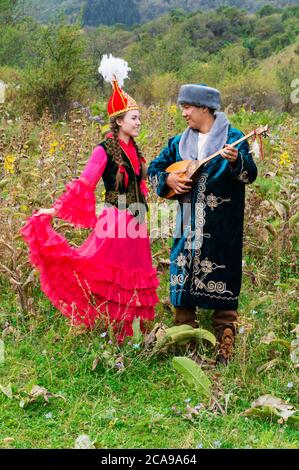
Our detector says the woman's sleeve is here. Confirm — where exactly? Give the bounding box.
[52,146,108,228]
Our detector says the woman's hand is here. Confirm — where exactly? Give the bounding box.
[166,170,192,194]
[221,145,238,165]
[33,208,57,217]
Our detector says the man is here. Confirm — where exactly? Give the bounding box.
[148,84,257,364]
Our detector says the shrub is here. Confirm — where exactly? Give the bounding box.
[18,20,93,120]
[221,71,284,112]
[135,72,179,105]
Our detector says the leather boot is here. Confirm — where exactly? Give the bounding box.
[174,306,198,329]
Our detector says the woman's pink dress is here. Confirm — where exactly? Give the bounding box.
[21,139,159,340]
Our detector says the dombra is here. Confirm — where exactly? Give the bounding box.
[165,125,269,200]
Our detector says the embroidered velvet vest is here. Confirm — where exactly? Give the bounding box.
[99,138,147,218]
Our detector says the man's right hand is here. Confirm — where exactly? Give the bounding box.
[166,170,192,194]
[33,208,57,217]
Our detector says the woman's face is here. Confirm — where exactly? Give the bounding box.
[117,110,141,138]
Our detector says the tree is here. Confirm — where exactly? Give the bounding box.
[0,1,38,69]
[258,4,280,17]
[0,0,17,25]
[0,0,27,25]
[276,59,299,112]
[19,19,93,119]
[83,0,140,27]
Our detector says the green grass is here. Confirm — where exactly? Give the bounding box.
[0,268,298,449]
[0,109,298,449]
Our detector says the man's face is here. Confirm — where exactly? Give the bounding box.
[181,104,207,130]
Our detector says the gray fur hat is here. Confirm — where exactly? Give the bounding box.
[177,84,221,110]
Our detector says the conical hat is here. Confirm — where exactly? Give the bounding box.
[107,80,138,117]
[99,54,138,118]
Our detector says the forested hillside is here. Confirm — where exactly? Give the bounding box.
[2,1,298,118]
[24,0,299,25]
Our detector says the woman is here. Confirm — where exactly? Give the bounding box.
[21,56,159,341]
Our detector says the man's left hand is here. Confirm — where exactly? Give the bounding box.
[221,145,238,165]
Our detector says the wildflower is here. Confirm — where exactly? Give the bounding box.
[49,141,59,155]
[168,105,177,116]
[100,332,107,338]
[196,443,203,449]
[239,326,245,334]
[194,404,202,410]
[115,362,124,369]
[4,154,16,174]
[45,412,53,419]
[108,340,113,345]
[74,435,95,449]
[186,404,199,416]
[251,310,257,316]
[287,382,294,389]
[132,343,140,349]
[278,151,291,166]
[213,440,222,448]
[184,398,191,403]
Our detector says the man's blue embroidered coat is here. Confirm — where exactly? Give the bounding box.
[147,126,257,310]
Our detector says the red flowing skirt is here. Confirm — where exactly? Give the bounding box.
[21,207,159,341]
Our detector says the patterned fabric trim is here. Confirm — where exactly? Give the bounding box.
[170,172,238,301]
[235,151,250,183]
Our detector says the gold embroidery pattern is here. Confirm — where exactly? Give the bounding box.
[206,193,231,210]
[235,152,250,183]
[170,273,188,288]
[191,250,234,297]
[177,253,188,268]
[171,173,237,300]
[200,258,213,273]
[123,90,138,111]
[194,175,208,249]
[105,182,140,208]
[170,238,192,292]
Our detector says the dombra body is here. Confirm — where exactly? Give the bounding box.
[165,125,269,200]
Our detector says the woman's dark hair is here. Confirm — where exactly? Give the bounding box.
[109,114,125,169]
[109,113,145,190]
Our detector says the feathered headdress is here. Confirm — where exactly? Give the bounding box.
[98,54,138,118]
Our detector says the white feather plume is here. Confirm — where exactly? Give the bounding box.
[98,54,131,88]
